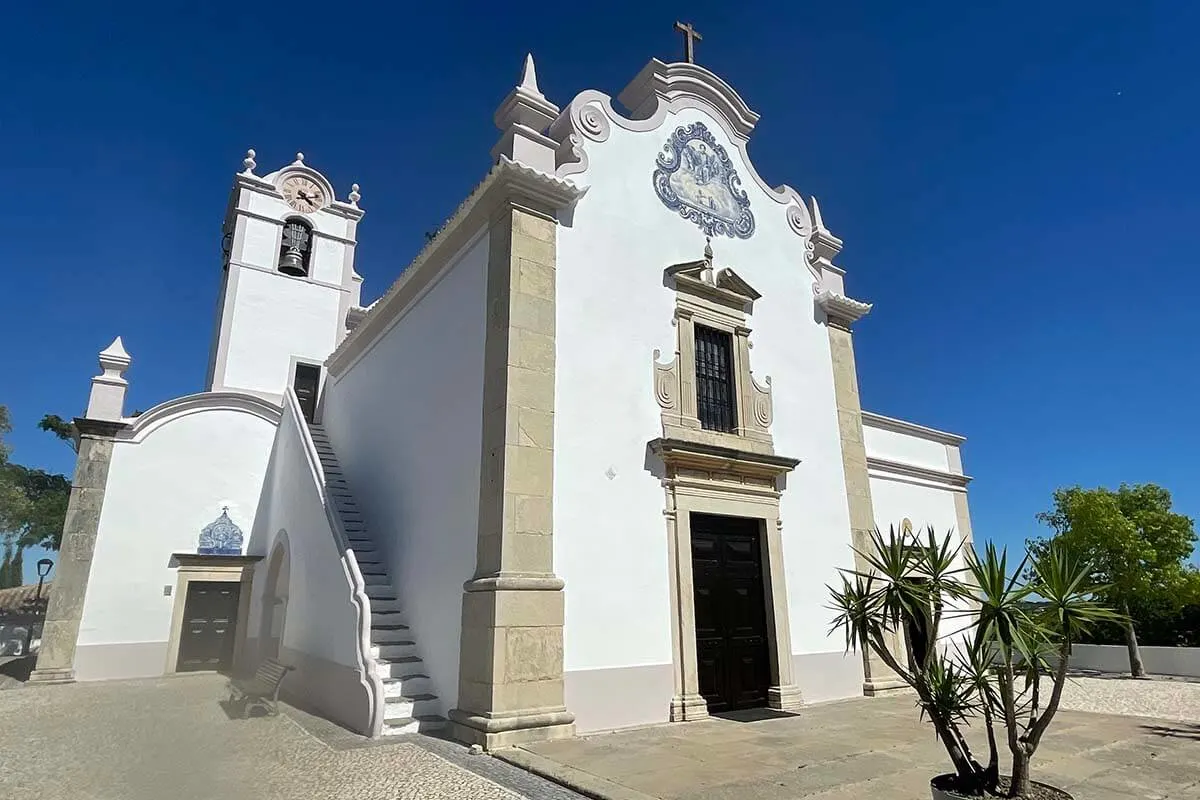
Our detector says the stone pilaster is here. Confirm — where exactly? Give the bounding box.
[448,204,574,749]
[29,418,126,684]
[825,320,908,696]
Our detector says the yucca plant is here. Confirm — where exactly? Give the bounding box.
[829,526,1121,799]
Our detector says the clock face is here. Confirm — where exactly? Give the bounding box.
[281,175,325,213]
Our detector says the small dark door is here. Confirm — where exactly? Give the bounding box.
[905,577,932,669]
[690,513,771,713]
[177,582,241,672]
[293,363,321,424]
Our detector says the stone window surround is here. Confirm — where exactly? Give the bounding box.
[163,553,261,676]
[649,438,803,720]
[652,253,774,457]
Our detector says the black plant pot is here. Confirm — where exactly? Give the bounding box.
[929,773,1074,800]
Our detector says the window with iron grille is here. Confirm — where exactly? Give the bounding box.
[694,324,737,432]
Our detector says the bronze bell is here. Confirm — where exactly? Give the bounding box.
[278,247,306,276]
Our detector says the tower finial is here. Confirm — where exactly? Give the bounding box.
[348,183,361,205]
[293,152,305,165]
[241,148,256,175]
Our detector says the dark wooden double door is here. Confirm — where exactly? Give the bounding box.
[690,513,772,713]
[177,582,241,672]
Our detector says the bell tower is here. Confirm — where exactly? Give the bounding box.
[205,150,365,406]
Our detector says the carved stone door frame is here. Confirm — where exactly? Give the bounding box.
[649,438,802,721]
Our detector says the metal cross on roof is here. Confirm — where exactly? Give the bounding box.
[674,21,703,64]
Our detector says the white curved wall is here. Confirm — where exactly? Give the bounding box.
[75,406,276,680]
[554,102,856,726]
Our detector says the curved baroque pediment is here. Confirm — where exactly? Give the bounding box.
[549,59,817,272]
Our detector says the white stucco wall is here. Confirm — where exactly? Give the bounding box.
[321,231,490,710]
[222,266,342,396]
[866,423,972,644]
[867,476,961,543]
[1069,644,1200,678]
[244,402,362,670]
[77,404,276,672]
[863,424,951,472]
[553,101,856,695]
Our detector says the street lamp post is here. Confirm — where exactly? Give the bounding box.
[24,558,54,656]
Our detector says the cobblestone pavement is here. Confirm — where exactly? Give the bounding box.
[1059,673,1200,722]
[0,673,583,800]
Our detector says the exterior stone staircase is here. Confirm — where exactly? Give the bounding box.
[307,422,446,736]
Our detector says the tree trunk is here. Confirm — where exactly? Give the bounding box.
[1122,602,1147,678]
[1008,749,1031,798]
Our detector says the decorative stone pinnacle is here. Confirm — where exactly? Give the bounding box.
[241,148,257,175]
[519,53,543,97]
[87,336,131,421]
[703,237,713,264]
[293,152,305,165]
[493,52,559,134]
[348,183,361,205]
[808,196,844,268]
[811,195,826,232]
[98,336,132,375]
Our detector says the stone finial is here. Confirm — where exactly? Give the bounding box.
[348,183,361,205]
[491,53,561,172]
[809,196,844,272]
[293,152,305,165]
[241,148,257,175]
[703,237,713,264]
[518,53,543,97]
[86,337,132,421]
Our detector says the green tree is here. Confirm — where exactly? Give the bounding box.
[0,406,31,535]
[1030,484,1197,677]
[0,541,20,589]
[37,414,79,454]
[3,465,70,550]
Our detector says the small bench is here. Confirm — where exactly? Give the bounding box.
[228,658,293,718]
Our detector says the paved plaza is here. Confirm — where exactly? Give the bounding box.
[511,677,1200,800]
[0,673,582,800]
[2,672,1198,799]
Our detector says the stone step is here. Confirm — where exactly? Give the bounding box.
[372,640,417,659]
[380,674,433,698]
[383,693,440,720]
[374,656,423,679]
[380,715,446,736]
[365,585,397,600]
[370,610,404,626]
[363,573,390,586]
[370,596,403,613]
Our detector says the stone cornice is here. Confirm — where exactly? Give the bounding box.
[74,418,129,438]
[326,157,584,377]
[649,437,799,480]
[169,553,263,568]
[866,456,972,490]
[861,411,966,446]
[815,289,872,328]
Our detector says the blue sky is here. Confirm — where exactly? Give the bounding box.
[2,2,1197,582]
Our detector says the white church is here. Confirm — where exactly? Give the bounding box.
[32,51,975,748]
